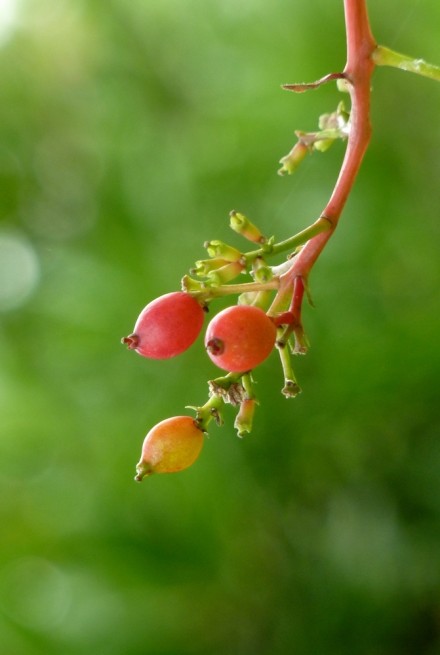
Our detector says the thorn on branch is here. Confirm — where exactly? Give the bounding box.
[282,72,346,93]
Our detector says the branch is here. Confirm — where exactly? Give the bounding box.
[373,46,440,83]
[273,0,377,305]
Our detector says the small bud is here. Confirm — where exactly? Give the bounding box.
[193,258,230,277]
[234,398,257,437]
[181,275,205,293]
[204,240,242,262]
[229,210,266,244]
[252,262,273,283]
[318,102,349,131]
[207,260,244,285]
[278,141,309,176]
[318,112,331,130]
[336,78,350,93]
[336,101,350,125]
[292,324,310,354]
[260,235,275,255]
[313,138,334,152]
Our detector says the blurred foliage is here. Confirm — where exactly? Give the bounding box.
[1,0,440,653]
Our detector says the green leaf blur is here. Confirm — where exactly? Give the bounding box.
[1,1,439,653]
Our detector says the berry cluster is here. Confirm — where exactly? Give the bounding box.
[122,208,326,481]
[120,3,440,482]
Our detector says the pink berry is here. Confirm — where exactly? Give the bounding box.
[205,305,276,372]
[122,292,204,359]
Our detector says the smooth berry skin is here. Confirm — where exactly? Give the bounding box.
[135,416,204,481]
[122,292,204,359]
[205,305,276,373]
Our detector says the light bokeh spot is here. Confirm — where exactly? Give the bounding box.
[0,231,40,311]
[0,0,19,45]
[0,557,71,631]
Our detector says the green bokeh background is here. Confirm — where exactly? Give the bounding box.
[1,1,439,653]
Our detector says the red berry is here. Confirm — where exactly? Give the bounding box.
[122,292,204,359]
[205,305,276,372]
[135,416,204,481]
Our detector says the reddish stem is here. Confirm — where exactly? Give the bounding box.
[289,275,305,320]
[279,0,376,286]
[272,276,308,352]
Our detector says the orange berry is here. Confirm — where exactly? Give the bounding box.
[135,416,204,481]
